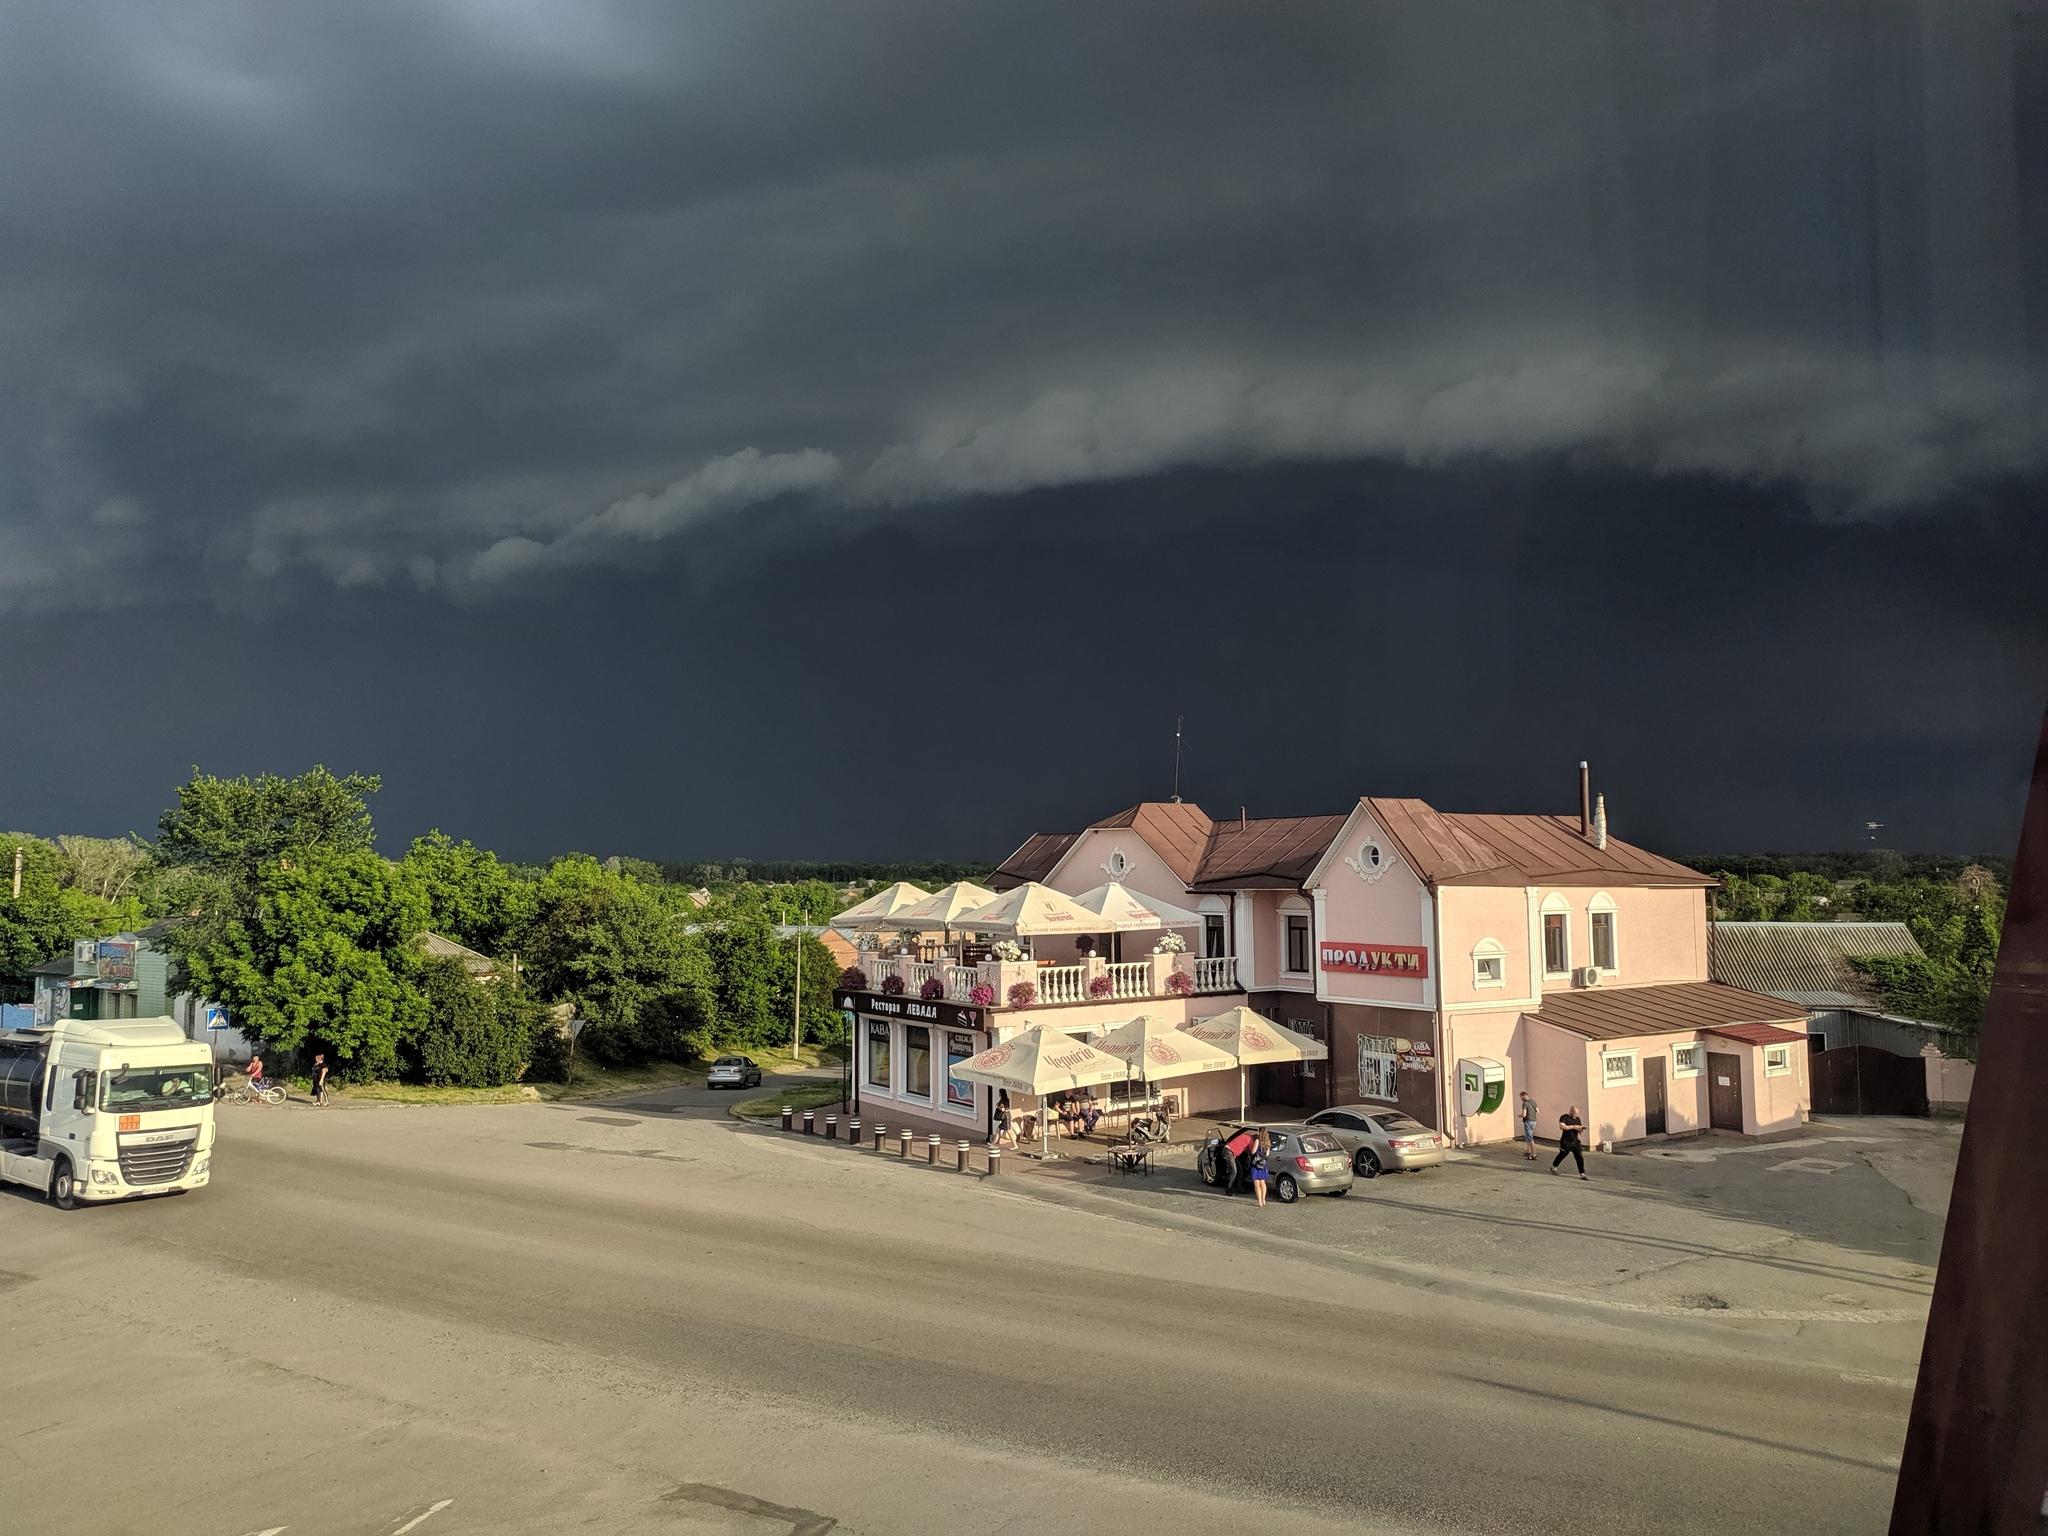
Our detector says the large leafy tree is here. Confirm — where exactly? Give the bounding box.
[186,848,430,1080]
[0,834,140,1002]
[403,831,535,956]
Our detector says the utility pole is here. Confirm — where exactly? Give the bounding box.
[1171,717,1184,803]
[792,927,802,1064]
[11,845,21,899]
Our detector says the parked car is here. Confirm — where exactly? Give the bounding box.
[1195,1122,1354,1202]
[706,1055,763,1089]
[1303,1104,1449,1177]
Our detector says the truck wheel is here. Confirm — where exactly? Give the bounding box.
[50,1159,78,1211]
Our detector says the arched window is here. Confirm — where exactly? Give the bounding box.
[1588,892,1619,973]
[1472,937,1507,988]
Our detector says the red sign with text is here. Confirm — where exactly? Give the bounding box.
[1320,941,1429,980]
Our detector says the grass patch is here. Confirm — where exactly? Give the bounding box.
[733,1079,847,1120]
[327,1081,543,1106]
[315,1046,847,1110]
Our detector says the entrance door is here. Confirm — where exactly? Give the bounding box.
[1643,1053,1668,1136]
[1707,1051,1743,1131]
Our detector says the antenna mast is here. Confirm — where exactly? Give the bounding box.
[1171,717,1184,803]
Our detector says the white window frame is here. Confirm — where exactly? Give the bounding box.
[1472,937,1506,989]
[1672,1042,1703,1079]
[1588,893,1619,975]
[1281,905,1312,977]
[1600,1048,1638,1087]
[1763,1044,1792,1077]
[1357,1035,1400,1103]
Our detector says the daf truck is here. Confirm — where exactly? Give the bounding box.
[0,1017,217,1208]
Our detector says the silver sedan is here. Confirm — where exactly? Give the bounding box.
[1304,1105,1449,1177]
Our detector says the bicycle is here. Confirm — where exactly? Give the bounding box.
[215,1082,285,1106]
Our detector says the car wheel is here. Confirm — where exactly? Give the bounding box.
[1273,1174,1299,1204]
[50,1158,78,1211]
[1355,1149,1383,1178]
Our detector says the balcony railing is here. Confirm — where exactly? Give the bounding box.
[865,952,1242,1010]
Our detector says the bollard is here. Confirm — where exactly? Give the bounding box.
[848,1117,860,1145]
[825,1115,838,1140]
[872,1124,887,1150]
[987,1147,1001,1176]
[898,1129,914,1159]
[780,1106,794,1132]
[927,1134,941,1165]
[956,1140,970,1173]
[802,1110,816,1135]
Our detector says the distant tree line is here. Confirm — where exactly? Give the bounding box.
[2,768,858,1088]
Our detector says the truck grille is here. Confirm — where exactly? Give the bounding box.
[118,1140,196,1185]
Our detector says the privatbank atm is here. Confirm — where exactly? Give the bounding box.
[1457,1058,1506,1117]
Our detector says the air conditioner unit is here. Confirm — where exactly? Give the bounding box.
[1574,967,1602,988]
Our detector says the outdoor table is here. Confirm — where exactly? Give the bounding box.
[1107,1142,1154,1177]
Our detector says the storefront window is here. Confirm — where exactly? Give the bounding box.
[1287,1017,1321,1076]
[903,1025,932,1099]
[866,1020,891,1090]
[945,1032,976,1107]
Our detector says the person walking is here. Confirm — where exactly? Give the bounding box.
[1550,1105,1589,1179]
[1248,1130,1271,1208]
[1518,1091,1539,1159]
[310,1053,329,1107]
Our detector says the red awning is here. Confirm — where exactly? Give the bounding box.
[1702,1022,1808,1047]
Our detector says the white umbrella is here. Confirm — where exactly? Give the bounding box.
[1179,1005,1330,1120]
[953,882,1106,940]
[829,882,930,933]
[1091,1013,1239,1129]
[883,881,1001,931]
[949,1024,1130,1158]
[1065,881,1207,933]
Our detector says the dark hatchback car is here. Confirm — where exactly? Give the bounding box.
[705,1055,764,1089]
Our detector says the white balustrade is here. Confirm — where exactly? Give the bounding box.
[1107,962,1152,999]
[1194,955,1239,994]
[1032,965,1087,1006]
[945,965,982,1002]
[907,962,939,993]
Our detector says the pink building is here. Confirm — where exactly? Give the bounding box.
[969,781,1809,1148]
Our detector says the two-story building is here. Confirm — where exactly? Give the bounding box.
[977,784,1809,1149]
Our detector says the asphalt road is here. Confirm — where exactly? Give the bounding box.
[1,1095,1921,1536]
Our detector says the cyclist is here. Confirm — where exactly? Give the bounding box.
[247,1054,266,1095]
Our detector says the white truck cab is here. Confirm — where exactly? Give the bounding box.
[0,1017,217,1208]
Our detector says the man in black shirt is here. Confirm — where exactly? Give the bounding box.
[1550,1106,1589,1179]
[310,1053,330,1107]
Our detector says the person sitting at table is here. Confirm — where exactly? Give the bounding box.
[1075,1095,1103,1135]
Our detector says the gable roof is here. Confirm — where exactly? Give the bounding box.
[1530,981,1807,1041]
[1358,799,1712,889]
[1189,814,1351,891]
[989,832,1079,891]
[1708,921,1922,1010]
[1089,802,1216,884]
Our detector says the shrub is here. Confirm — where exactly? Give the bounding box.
[881,973,907,995]
[526,1022,573,1084]
[412,956,539,1087]
[968,984,995,1007]
[838,965,869,991]
[1007,980,1037,1008]
[1088,975,1114,999]
[920,977,945,1000]
[1164,969,1195,998]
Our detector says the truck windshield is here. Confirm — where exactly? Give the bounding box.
[101,1067,213,1112]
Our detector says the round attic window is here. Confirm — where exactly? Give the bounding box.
[1103,848,1133,881]
[1345,838,1392,883]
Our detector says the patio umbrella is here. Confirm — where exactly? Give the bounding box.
[948,1024,1131,1158]
[1065,882,1207,932]
[952,882,1107,941]
[829,881,931,933]
[883,881,1001,942]
[1091,1013,1239,1127]
[1178,1005,1330,1120]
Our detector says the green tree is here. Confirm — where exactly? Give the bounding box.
[411,956,541,1087]
[770,931,846,1048]
[403,831,535,956]
[186,848,430,1081]
[1776,871,1836,921]
[706,912,778,1049]
[0,834,137,1002]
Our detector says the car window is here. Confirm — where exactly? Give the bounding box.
[715,1057,742,1066]
[1374,1114,1425,1133]
[1338,1112,1370,1131]
[1299,1132,1343,1155]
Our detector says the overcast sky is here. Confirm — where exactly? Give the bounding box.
[2,2,2044,863]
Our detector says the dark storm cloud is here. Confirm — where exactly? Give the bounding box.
[0,2,2041,613]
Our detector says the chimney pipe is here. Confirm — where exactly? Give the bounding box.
[1240,806,1248,831]
[1578,762,1591,838]
[1593,793,1608,851]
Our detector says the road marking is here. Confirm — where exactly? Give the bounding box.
[237,1528,287,1535]
[391,1500,453,1534]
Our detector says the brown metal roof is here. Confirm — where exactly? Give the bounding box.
[1190,813,1352,891]
[1441,812,1712,887]
[1090,803,1215,884]
[988,832,1079,891]
[1362,799,1514,883]
[1702,1022,1809,1047]
[1530,981,1809,1041]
